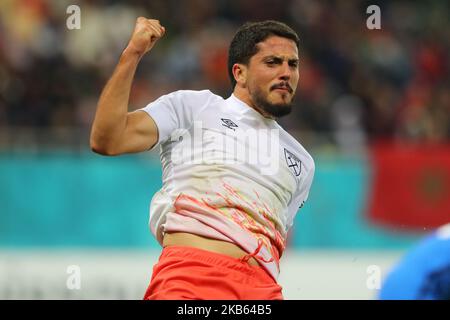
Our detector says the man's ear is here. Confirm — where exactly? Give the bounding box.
[232,63,247,87]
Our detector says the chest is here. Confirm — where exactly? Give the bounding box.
[168,107,306,199]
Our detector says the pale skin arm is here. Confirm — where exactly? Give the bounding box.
[90,17,165,156]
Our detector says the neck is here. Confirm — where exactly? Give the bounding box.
[232,87,275,119]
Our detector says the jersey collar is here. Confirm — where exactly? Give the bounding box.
[228,94,278,124]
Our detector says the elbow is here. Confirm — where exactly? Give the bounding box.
[90,137,117,156]
[90,139,107,155]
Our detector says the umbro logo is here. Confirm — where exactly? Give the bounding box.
[284,148,302,177]
[221,118,238,131]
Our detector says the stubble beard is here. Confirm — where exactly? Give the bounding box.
[252,87,293,118]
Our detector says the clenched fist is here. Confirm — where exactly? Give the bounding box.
[124,17,165,57]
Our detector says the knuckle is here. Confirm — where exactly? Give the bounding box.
[150,19,161,26]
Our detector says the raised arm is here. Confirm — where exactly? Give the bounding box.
[90,17,165,155]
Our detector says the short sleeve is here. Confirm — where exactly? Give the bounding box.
[137,90,219,149]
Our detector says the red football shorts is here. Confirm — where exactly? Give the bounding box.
[144,246,283,300]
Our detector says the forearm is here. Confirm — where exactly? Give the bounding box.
[90,50,141,154]
[90,17,165,155]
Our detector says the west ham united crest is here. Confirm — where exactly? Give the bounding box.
[284,148,302,176]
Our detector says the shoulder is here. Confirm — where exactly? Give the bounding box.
[418,224,450,256]
[164,89,224,105]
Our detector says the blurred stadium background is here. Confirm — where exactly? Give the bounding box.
[0,0,449,299]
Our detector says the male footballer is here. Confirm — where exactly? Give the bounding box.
[90,17,315,300]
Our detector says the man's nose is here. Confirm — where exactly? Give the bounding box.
[278,62,291,80]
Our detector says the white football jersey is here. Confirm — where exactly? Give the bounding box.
[138,90,315,280]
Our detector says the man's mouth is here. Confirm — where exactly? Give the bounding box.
[271,83,292,93]
[274,87,290,93]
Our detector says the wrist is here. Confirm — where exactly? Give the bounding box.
[120,46,143,63]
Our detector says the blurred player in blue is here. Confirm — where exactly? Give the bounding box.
[379,223,450,300]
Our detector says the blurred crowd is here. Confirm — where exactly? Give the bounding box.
[0,0,448,150]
